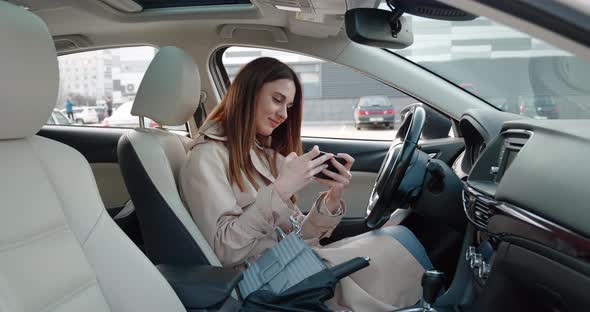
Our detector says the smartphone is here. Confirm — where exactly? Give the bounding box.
[313,151,347,180]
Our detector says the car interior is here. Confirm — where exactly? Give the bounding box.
[1,0,589,311]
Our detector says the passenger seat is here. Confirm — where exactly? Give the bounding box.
[117,46,221,266]
[0,3,186,311]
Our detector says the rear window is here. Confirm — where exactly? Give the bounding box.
[47,46,187,131]
[49,46,157,128]
[535,96,554,106]
[54,112,70,124]
[358,97,390,107]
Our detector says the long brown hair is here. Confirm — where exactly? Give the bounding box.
[206,57,303,192]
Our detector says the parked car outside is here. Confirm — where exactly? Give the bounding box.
[353,95,396,129]
[101,101,158,128]
[500,95,559,119]
[532,95,559,119]
[94,106,108,122]
[47,109,72,125]
[61,106,100,124]
[74,106,99,124]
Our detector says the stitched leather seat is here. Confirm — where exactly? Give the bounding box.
[117,46,221,266]
[0,2,187,311]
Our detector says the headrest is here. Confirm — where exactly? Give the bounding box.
[0,2,59,140]
[132,46,201,126]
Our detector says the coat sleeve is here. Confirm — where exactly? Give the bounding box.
[297,192,346,241]
[273,153,346,241]
[179,142,297,266]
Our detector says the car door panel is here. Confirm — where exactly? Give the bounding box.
[297,171,375,218]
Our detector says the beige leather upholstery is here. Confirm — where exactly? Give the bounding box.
[120,129,222,266]
[0,3,58,140]
[131,46,200,126]
[0,2,185,311]
[120,47,221,266]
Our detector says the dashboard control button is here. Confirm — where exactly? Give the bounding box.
[466,246,476,261]
[478,262,491,279]
[490,166,499,175]
[470,253,483,270]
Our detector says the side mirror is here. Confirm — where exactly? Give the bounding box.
[345,8,413,49]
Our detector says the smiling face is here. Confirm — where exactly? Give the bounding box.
[255,78,296,136]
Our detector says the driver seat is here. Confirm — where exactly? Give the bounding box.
[0,3,185,311]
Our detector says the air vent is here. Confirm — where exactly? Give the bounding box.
[463,190,496,229]
[473,199,494,228]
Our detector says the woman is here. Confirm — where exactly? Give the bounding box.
[179,57,428,311]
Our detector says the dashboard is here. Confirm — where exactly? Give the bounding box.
[451,109,590,311]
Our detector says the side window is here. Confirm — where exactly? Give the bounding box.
[53,111,71,125]
[220,47,452,141]
[46,114,56,125]
[51,46,171,129]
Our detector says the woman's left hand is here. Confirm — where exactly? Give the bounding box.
[313,153,355,214]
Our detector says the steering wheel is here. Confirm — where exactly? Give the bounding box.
[365,105,426,228]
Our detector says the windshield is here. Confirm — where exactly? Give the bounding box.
[389,14,590,119]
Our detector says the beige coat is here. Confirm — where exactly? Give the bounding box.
[179,121,425,311]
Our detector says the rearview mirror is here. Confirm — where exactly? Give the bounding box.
[345,8,413,49]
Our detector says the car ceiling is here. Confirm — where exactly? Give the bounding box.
[7,0,341,46]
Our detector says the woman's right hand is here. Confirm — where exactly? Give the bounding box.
[274,145,333,202]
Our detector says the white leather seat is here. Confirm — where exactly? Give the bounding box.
[117,46,221,266]
[0,2,186,311]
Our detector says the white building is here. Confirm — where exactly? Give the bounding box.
[57,46,157,108]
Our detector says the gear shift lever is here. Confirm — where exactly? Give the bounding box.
[421,270,445,311]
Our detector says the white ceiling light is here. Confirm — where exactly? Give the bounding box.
[262,0,380,15]
[275,4,301,12]
[99,0,142,13]
[260,0,381,38]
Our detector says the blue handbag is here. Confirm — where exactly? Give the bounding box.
[238,217,327,299]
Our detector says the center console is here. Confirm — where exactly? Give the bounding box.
[156,264,243,311]
[462,129,531,288]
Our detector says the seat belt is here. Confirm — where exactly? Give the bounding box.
[194,91,208,128]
